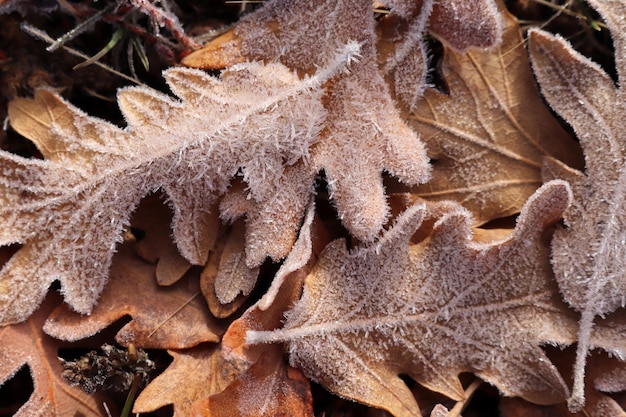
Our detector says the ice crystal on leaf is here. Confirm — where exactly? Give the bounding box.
[528,0,626,409]
[530,0,626,410]
[182,0,504,250]
[248,181,578,417]
[185,0,432,245]
[0,46,357,325]
[379,0,502,110]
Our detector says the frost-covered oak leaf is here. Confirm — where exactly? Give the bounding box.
[375,0,434,111]
[500,349,626,417]
[378,0,502,110]
[201,219,259,319]
[382,0,501,51]
[184,0,431,244]
[529,1,626,408]
[248,181,576,417]
[0,46,357,325]
[405,6,582,225]
[131,193,204,286]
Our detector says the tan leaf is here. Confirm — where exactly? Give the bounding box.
[43,244,222,349]
[184,0,431,245]
[575,353,626,417]
[247,181,577,417]
[375,1,433,111]
[0,293,114,416]
[405,5,582,225]
[194,348,314,417]
[133,343,249,417]
[381,0,502,51]
[134,231,317,417]
[528,0,626,408]
[214,220,258,305]
[429,404,452,417]
[189,0,502,113]
[189,239,317,416]
[1,46,355,324]
[201,219,258,318]
[132,193,211,286]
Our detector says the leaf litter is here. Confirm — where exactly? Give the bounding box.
[0,0,625,416]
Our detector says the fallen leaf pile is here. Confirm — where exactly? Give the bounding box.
[0,0,625,416]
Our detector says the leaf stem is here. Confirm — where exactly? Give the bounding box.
[120,373,142,417]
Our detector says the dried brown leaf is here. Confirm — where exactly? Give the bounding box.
[132,194,208,286]
[405,5,582,225]
[212,220,259,306]
[189,245,316,417]
[133,344,249,417]
[201,219,258,318]
[247,181,577,417]
[428,0,502,51]
[43,244,222,349]
[375,0,433,111]
[501,349,626,417]
[382,0,502,51]
[135,228,317,417]
[378,0,502,110]
[528,0,626,408]
[0,294,114,416]
[194,348,314,417]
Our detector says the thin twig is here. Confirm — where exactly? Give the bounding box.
[20,22,146,86]
[47,3,118,52]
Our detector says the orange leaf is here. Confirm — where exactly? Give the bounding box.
[195,348,313,417]
[0,293,114,416]
[133,343,249,417]
[44,244,222,349]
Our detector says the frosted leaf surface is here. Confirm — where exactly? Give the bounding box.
[382,0,502,52]
[407,7,582,225]
[248,181,576,417]
[379,0,502,110]
[225,0,432,242]
[428,0,501,51]
[529,0,626,408]
[376,0,434,111]
[1,52,352,324]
